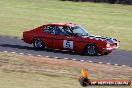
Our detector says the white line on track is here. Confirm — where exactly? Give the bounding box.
[114,64,118,66]
[37,55,41,57]
[64,58,69,60]
[122,65,126,66]
[1,50,130,67]
[72,59,77,61]
[80,60,84,62]
[11,52,16,54]
[99,62,103,64]
[19,53,24,55]
[54,57,59,59]
[27,54,31,56]
[3,51,8,53]
[88,61,93,63]
[106,63,111,65]
[46,56,50,58]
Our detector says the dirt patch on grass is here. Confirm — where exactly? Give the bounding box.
[20,55,132,78]
[0,52,132,80]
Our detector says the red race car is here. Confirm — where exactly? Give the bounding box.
[22,23,119,56]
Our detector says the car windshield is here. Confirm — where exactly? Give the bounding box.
[72,26,89,36]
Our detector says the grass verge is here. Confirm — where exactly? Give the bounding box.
[0,52,132,88]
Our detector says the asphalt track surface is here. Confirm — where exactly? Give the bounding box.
[0,36,132,67]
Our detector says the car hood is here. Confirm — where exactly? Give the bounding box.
[82,35,118,43]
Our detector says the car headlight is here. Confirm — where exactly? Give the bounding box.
[107,43,110,47]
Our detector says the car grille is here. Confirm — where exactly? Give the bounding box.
[110,43,117,46]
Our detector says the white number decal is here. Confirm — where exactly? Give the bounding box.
[63,40,73,49]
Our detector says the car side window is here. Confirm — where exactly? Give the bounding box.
[54,26,73,36]
[44,26,73,36]
[54,26,64,35]
[44,26,54,34]
[62,26,73,35]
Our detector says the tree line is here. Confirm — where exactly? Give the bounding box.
[61,0,132,4]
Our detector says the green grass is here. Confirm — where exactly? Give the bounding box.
[0,0,132,50]
[0,52,132,88]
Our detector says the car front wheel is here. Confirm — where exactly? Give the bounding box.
[85,44,98,56]
[33,39,45,49]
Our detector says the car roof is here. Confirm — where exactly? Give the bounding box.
[46,23,79,27]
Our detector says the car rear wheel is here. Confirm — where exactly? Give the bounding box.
[85,44,98,56]
[33,39,45,49]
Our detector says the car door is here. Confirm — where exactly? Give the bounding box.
[53,26,75,50]
[43,25,55,49]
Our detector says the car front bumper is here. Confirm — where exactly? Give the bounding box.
[105,41,120,50]
[105,46,119,50]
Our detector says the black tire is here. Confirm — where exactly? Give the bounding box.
[33,39,45,49]
[85,44,98,56]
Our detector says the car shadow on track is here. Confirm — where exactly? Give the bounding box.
[0,44,83,56]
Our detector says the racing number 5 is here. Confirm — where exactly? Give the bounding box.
[63,40,73,49]
[65,41,70,48]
